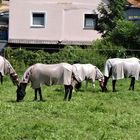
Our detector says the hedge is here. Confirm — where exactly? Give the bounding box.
[3,41,127,73]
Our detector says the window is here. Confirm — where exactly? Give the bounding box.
[84,14,98,29]
[31,12,46,27]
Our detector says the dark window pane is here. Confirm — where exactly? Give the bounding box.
[33,13,45,26]
[84,14,97,29]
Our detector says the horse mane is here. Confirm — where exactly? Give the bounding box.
[95,67,104,80]
[3,57,16,74]
[21,65,34,83]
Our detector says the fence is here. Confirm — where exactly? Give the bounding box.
[3,47,140,72]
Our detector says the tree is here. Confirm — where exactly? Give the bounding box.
[106,20,140,56]
[97,0,127,36]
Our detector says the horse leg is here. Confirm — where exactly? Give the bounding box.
[112,80,116,92]
[103,76,108,92]
[68,85,73,101]
[0,73,3,84]
[38,88,43,101]
[64,85,69,101]
[129,77,135,91]
[34,89,38,101]
[85,80,88,89]
[91,80,95,89]
[132,78,135,91]
[129,78,133,90]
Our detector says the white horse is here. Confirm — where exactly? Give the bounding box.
[103,57,140,92]
[0,56,18,85]
[16,63,78,102]
[72,64,104,91]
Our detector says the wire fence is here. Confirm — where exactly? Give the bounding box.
[4,48,140,72]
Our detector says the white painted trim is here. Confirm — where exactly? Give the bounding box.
[30,11,47,28]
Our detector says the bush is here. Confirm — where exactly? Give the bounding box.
[4,45,108,71]
[4,41,128,72]
[91,39,126,59]
[105,20,140,57]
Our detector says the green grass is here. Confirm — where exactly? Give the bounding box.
[0,77,140,140]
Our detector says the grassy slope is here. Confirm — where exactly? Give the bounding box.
[0,77,140,140]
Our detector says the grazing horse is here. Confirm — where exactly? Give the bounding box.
[0,56,18,85]
[16,63,78,102]
[103,57,140,92]
[72,64,104,91]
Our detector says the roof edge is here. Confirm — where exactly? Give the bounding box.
[8,39,92,45]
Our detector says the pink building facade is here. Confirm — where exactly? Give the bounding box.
[9,0,106,47]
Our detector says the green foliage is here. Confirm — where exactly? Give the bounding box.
[97,0,127,36]
[91,39,126,59]
[4,45,107,70]
[58,45,105,66]
[96,0,140,56]
[4,48,26,73]
[105,20,140,57]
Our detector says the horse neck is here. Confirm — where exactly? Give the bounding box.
[95,68,105,90]
[22,66,33,83]
[4,59,16,75]
[96,68,104,81]
[3,59,19,85]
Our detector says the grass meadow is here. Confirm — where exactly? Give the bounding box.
[0,75,140,140]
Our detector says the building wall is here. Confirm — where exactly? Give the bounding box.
[9,0,103,45]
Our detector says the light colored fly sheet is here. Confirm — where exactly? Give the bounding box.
[104,57,140,80]
[72,64,104,86]
[21,63,73,89]
[0,56,16,76]
[0,56,18,85]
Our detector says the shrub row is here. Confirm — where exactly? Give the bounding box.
[4,41,127,73]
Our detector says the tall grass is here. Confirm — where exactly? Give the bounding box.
[0,76,140,140]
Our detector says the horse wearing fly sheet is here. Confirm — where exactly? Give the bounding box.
[72,64,104,91]
[16,63,78,102]
[0,56,18,85]
[103,57,140,92]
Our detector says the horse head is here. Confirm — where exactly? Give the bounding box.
[101,76,108,92]
[16,83,27,102]
[10,72,19,85]
[74,82,82,91]
[98,77,105,91]
[102,67,112,92]
[95,68,105,91]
